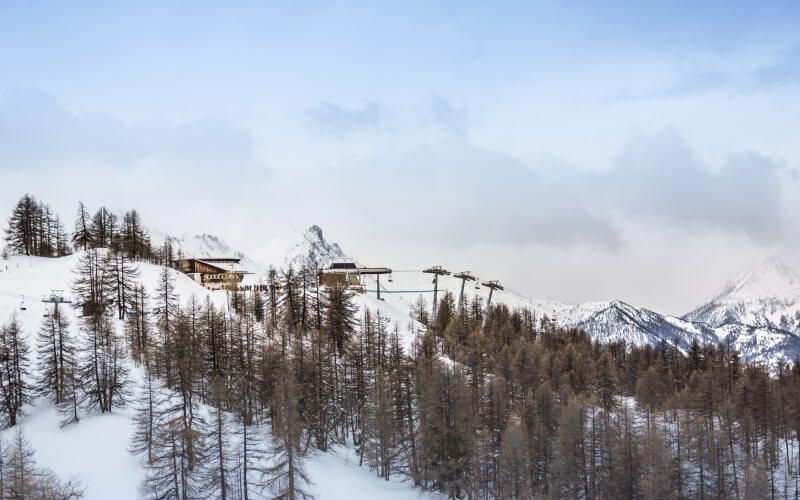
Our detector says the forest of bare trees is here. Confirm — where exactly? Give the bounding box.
[2,194,800,499]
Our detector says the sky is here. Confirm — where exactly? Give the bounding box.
[2,1,800,315]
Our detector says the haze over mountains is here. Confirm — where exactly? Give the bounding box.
[193,225,800,369]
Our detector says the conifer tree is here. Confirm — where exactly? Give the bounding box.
[322,280,357,355]
[140,385,207,500]
[77,312,130,413]
[4,194,71,257]
[0,315,30,428]
[130,365,165,467]
[126,285,152,364]
[89,207,116,249]
[153,268,179,384]
[5,428,84,498]
[495,416,530,499]
[203,376,235,499]
[109,250,140,320]
[121,210,150,260]
[266,358,314,500]
[35,308,74,406]
[72,201,92,252]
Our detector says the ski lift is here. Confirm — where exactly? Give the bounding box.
[388,274,393,283]
[43,308,50,318]
[19,299,26,311]
[474,279,481,290]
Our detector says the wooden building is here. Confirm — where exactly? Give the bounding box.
[174,257,248,290]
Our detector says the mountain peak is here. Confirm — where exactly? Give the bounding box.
[252,225,350,270]
[683,255,800,333]
[718,255,800,300]
[307,224,324,240]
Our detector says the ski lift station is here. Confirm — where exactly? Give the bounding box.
[319,262,393,298]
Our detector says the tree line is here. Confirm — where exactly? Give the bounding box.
[2,193,799,498]
[4,194,177,266]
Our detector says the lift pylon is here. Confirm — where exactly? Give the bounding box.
[423,266,451,318]
[453,271,477,310]
[41,290,72,316]
[481,280,504,317]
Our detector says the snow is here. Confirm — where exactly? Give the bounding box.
[684,255,800,333]
[6,402,143,500]
[0,253,439,499]
[307,446,442,500]
[353,293,423,355]
[251,225,350,271]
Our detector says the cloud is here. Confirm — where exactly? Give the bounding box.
[0,88,267,177]
[304,101,391,136]
[607,45,800,102]
[427,95,467,136]
[649,71,733,99]
[309,139,621,249]
[305,128,789,250]
[600,129,784,242]
[755,45,800,87]
[1,90,789,254]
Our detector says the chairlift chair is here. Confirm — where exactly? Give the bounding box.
[19,299,26,311]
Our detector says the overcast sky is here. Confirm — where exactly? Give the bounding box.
[2,1,800,315]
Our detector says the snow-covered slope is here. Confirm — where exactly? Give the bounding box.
[252,225,350,270]
[0,253,438,499]
[683,256,800,333]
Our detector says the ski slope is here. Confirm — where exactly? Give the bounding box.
[0,254,439,499]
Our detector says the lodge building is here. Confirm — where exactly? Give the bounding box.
[174,257,248,290]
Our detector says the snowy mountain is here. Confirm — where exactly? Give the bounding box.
[554,300,719,351]
[149,230,267,280]
[683,256,800,334]
[251,225,351,270]
[542,258,800,368]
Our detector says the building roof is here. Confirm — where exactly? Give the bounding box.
[329,262,357,270]
[194,257,241,263]
[195,259,248,274]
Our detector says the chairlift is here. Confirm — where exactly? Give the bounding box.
[19,299,26,311]
[388,274,393,283]
[43,308,50,318]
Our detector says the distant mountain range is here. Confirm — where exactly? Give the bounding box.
[171,225,800,369]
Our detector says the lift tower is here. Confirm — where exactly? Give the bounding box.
[41,290,71,316]
[481,280,504,316]
[453,271,477,310]
[423,266,451,318]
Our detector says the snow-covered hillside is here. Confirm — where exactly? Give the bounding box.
[684,256,800,333]
[0,253,437,500]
